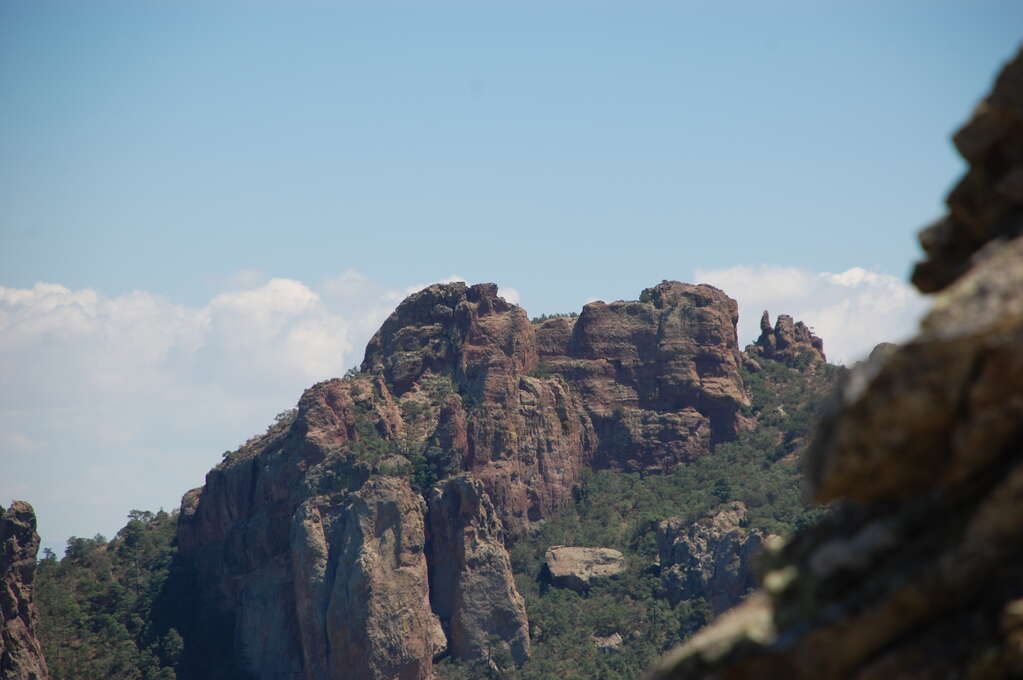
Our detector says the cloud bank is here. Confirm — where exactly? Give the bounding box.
[1,266,923,554]
[693,265,928,364]
[0,271,488,554]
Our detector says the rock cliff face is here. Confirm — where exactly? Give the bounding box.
[749,311,825,365]
[0,502,49,680]
[427,474,530,666]
[174,279,754,679]
[649,46,1023,680]
[292,478,445,680]
[657,502,767,615]
[536,281,749,471]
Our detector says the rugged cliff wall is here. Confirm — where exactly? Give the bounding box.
[649,46,1023,680]
[0,502,49,680]
[174,279,755,679]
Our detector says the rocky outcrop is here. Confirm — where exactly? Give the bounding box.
[364,282,597,537]
[427,474,530,665]
[293,478,445,680]
[544,546,627,592]
[537,282,749,470]
[593,633,624,651]
[657,502,766,614]
[174,280,759,678]
[649,46,1023,680]
[749,311,825,365]
[175,378,439,680]
[0,502,49,680]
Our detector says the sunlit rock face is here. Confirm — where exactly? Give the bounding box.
[427,474,530,666]
[749,311,825,366]
[648,47,1023,680]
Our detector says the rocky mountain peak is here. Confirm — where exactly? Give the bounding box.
[749,311,825,365]
[656,502,767,615]
[361,282,536,397]
[170,276,822,679]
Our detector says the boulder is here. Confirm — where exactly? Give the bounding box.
[544,546,626,592]
[749,311,825,365]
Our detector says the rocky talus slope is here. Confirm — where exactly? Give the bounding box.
[0,502,49,680]
[173,280,761,679]
[649,46,1023,680]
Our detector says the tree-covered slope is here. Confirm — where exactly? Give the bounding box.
[35,511,183,680]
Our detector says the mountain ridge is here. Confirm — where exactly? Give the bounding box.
[166,278,828,679]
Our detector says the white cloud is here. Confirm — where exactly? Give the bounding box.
[0,272,465,554]
[694,265,928,365]
[1,265,921,554]
[389,274,468,303]
[498,286,521,305]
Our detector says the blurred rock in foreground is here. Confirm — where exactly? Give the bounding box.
[649,45,1023,680]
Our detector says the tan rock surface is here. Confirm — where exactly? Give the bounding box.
[544,546,627,592]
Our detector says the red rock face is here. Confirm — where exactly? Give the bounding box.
[538,281,749,470]
[749,311,825,366]
[175,279,752,679]
[427,474,530,665]
[0,501,50,680]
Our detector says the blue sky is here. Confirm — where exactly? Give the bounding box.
[1,2,1020,552]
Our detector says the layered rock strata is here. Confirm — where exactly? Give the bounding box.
[649,46,1023,680]
[535,281,750,471]
[0,502,49,680]
[657,502,767,615]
